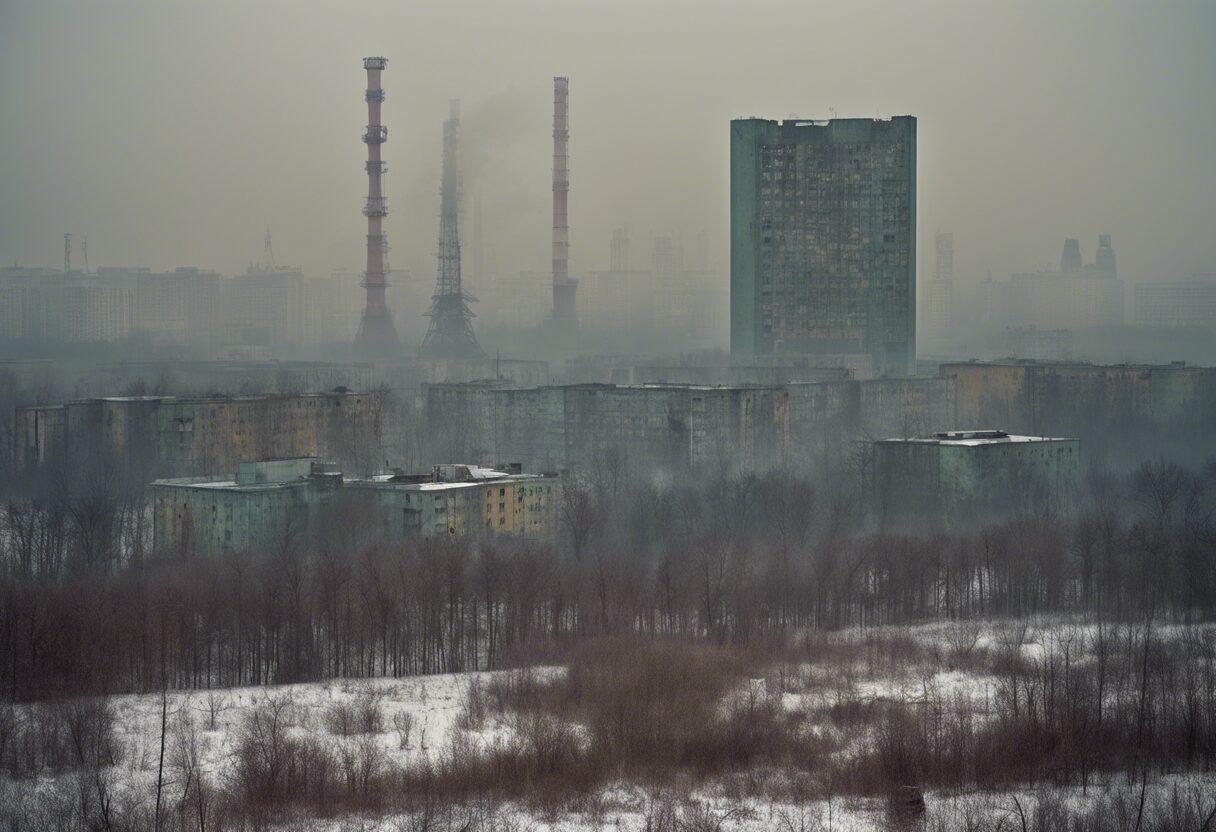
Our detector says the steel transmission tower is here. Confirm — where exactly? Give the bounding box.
[420,99,483,359]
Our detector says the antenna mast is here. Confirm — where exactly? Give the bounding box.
[353,56,401,359]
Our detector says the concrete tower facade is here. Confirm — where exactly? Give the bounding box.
[730,116,917,376]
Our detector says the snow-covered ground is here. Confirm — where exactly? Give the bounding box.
[4,618,1215,830]
[102,672,520,783]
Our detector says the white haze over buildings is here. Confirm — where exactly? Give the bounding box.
[0,0,1213,293]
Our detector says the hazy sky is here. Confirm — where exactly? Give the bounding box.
[1,0,1212,289]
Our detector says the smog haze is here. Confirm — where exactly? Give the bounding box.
[1,0,1213,287]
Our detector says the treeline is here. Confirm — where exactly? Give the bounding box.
[2,460,1215,700]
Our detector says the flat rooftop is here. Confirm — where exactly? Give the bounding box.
[149,477,318,493]
[153,465,557,493]
[878,430,1077,447]
[347,474,555,493]
[18,390,364,411]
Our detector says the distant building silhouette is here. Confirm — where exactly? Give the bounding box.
[1095,233,1117,279]
[1061,238,1082,274]
[1134,275,1216,329]
[921,231,956,354]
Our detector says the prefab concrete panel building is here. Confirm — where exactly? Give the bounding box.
[873,430,1080,520]
[731,116,917,376]
[151,459,561,558]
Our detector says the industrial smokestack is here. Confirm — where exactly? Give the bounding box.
[354,56,401,359]
[551,76,577,329]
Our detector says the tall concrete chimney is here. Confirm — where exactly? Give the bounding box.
[551,76,577,329]
[354,56,401,359]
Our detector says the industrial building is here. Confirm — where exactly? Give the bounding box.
[873,430,1081,518]
[14,390,389,481]
[151,458,561,557]
[730,115,917,376]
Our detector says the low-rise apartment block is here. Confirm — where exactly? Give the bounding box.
[151,459,560,556]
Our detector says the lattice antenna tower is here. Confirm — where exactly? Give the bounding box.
[420,99,483,359]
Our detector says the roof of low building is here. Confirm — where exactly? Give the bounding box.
[878,430,1078,447]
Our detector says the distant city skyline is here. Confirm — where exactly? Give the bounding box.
[1,1,1212,289]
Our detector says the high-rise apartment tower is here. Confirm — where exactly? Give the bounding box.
[730,116,917,376]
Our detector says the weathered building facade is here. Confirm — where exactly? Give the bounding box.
[731,116,917,376]
[151,459,560,557]
[423,382,792,476]
[941,361,1216,465]
[15,390,390,481]
[873,430,1081,520]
